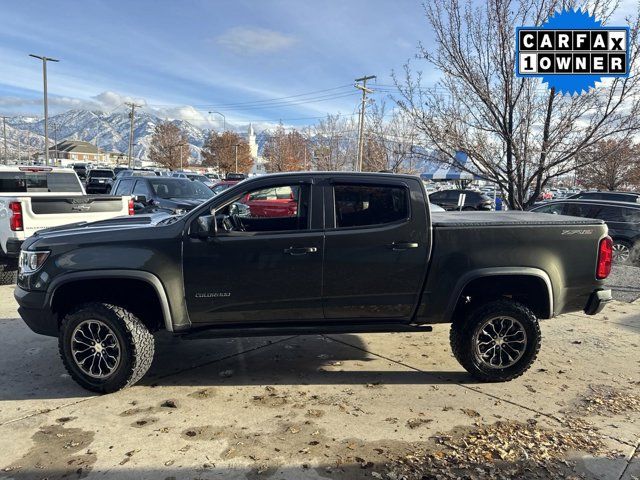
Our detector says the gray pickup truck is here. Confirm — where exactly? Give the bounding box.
[14,172,613,393]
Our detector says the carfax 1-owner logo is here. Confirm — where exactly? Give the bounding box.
[516,9,630,95]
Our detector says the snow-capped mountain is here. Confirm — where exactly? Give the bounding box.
[3,109,209,161]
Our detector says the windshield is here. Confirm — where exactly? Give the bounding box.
[148,179,213,199]
[212,183,232,195]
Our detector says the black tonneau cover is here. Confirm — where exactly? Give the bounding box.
[431,211,604,227]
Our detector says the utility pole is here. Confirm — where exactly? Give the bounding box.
[29,54,59,166]
[1,116,7,164]
[233,144,241,173]
[180,144,183,170]
[26,130,30,165]
[354,75,376,172]
[125,102,142,168]
[52,122,58,164]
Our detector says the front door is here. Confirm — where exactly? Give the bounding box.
[322,179,429,320]
[183,181,324,324]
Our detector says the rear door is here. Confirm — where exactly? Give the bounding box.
[322,177,430,320]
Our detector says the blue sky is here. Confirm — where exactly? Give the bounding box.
[0,0,431,128]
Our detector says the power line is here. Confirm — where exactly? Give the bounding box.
[146,84,354,109]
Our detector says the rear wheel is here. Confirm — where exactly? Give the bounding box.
[59,302,154,393]
[612,240,632,264]
[450,299,541,382]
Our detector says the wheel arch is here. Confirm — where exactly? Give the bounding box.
[445,267,554,322]
[48,270,173,332]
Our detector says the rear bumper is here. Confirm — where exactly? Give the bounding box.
[5,238,23,258]
[14,286,58,337]
[584,288,613,315]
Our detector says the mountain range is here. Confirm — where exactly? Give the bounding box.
[2,109,268,162]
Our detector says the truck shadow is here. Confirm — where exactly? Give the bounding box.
[0,330,473,403]
[141,332,475,388]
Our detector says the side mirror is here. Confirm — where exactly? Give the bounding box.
[191,211,216,239]
[134,195,147,205]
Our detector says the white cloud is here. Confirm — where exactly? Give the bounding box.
[215,27,297,54]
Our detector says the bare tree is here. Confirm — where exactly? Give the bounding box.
[148,122,190,170]
[577,139,640,190]
[263,123,310,172]
[311,114,357,171]
[364,102,422,173]
[395,0,640,209]
[201,131,253,174]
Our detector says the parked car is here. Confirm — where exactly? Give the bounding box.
[111,176,213,214]
[72,163,88,181]
[15,172,612,392]
[85,168,116,194]
[114,169,157,180]
[205,173,221,181]
[171,172,215,189]
[568,191,640,203]
[0,166,132,284]
[429,189,493,211]
[530,199,640,264]
[211,179,242,195]
[239,185,299,217]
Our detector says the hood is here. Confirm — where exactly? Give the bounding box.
[24,212,174,249]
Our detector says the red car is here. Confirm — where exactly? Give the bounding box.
[240,186,298,218]
[211,180,240,195]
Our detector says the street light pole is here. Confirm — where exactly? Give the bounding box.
[29,54,59,166]
[208,111,226,131]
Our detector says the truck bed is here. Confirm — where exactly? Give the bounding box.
[431,211,604,227]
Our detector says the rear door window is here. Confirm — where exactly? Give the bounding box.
[334,184,409,228]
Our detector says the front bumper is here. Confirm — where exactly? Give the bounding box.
[584,288,613,315]
[14,286,58,337]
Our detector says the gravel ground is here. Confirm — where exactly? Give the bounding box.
[606,264,640,303]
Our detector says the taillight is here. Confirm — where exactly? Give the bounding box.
[596,236,613,279]
[9,202,23,231]
[128,198,134,215]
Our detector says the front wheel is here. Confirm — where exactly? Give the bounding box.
[59,303,155,393]
[450,300,541,382]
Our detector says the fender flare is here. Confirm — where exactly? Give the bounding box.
[444,267,554,321]
[47,269,174,332]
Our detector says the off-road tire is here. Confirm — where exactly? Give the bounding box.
[59,302,154,393]
[0,259,18,285]
[450,299,541,382]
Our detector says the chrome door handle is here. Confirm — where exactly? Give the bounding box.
[284,246,318,255]
[388,242,419,251]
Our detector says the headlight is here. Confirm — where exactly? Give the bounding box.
[18,250,50,274]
